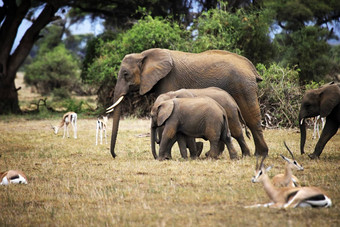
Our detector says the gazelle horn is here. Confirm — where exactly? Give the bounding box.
[283,141,295,159]
[106,96,124,113]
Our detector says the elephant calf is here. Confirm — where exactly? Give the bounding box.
[151,97,238,160]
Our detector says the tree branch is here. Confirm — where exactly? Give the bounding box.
[7,3,60,82]
[0,0,31,66]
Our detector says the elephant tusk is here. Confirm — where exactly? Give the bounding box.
[300,118,304,125]
[106,96,124,113]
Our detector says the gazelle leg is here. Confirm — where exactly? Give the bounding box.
[73,118,77,139]
[100,125,103,144]
[96,122,99,145]
[104,128,107,144]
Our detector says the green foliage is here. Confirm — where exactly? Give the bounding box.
[192,3,275,64]
[63,99,84,113]
[257,63,302,128]
[25,44,80,95]
[273,26,332,83]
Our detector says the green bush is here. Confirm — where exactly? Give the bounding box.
[25,44,80,95]
[192,3,274,65]
[257,63,302,128]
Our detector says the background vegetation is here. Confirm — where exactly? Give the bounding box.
[1,0,339,124]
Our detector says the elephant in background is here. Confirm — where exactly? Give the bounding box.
[299,83,340,159]
[150,97,238,160]
[106,48,268,158]
[151,87,251,159]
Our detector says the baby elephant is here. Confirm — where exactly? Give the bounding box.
[151,97,238,160]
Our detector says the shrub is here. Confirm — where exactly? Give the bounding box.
[25,44,80,95]
[257,63,302,128]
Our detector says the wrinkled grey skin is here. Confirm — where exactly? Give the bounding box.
[109,48,267,159]
[299,83,340,159]
[152,87,251,159]
[151,97,238,161]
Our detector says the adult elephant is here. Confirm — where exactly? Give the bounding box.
[106,48,268,158]
[299,83,340,159]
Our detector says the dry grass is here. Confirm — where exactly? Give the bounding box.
[0,117,339,226]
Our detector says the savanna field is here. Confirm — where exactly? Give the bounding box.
[0,116,339,226]
[0,74,339,226]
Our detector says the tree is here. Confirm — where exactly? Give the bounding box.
[265,0,340,83]
[24,44,80,95]
[0,0,66,114]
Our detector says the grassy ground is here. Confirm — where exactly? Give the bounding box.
[0,116,339,226]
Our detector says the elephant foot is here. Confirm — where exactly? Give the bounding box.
[242,151,251,157]
[205,151,219,159]
[157,155,172,161]
[308,153,320,160]
[195,142,204,157]
[229,152,239,160]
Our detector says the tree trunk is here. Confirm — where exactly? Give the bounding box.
[0,74,20,114]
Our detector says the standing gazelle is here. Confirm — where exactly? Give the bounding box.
[96,115,108,145]
[272,142,304,187]
[1,170,28,185]
[247,155,332,208]
[52,112,78,139]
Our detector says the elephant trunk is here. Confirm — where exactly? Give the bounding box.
[151,126,158,159]
[109,103,122,158]
[299,116,307,155]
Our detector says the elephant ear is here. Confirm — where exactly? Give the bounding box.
[139,49,174,95]
[320,85,340,117]
[157,100,174,126]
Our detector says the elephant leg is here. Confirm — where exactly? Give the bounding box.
[230,122,251,157]
[177,134,188,159]
[234,134,251,157]
[237,100,268,156]
[205,141,220,159]
[224,139,238,160]
[184,136,203,159]
[158,127,177,160]
[309,119,338,159]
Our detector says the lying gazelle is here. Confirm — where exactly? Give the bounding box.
[272,142,304,187]
[246,155,332,208]
[51,112,78,139]
[96,115,108,145]
[1,170,28,185]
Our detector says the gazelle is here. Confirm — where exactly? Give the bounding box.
[96,115,108,145]
[246,155,332,208]
[312,115,325,140]
[272,142,304,187]
[51,112,78,139]
[1,170,28,185]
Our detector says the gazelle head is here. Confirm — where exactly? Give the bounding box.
[51,125,59,134]
[252,155,272,183]
[281,141,304,171]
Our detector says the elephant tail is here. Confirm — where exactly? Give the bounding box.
[237,108,251,139]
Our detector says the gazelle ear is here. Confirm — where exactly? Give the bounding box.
[265,166,273,172]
